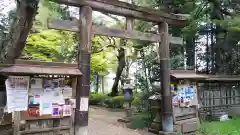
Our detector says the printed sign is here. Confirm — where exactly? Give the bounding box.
[80,97,89,111]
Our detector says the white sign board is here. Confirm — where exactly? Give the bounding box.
[6,76,29,113]
[80,97,89,111]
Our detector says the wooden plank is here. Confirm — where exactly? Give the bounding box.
[19,126,70,134]
[13,112,21,135]
[48,19,183,44]
[50,0,187,26]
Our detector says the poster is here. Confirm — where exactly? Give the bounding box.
[172,84,197,107]
[80,97,89,111]
[39,102,53,116]
[29,88,42,96]
[6,76,29,113]
[30,78,42,89]
[62,87,72,99]
[62,105,72,116]
[52,105,62,117]
[29,95,41,105]
[43,79,52,89]
[25,107,40,117]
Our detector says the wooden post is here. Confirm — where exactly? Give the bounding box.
[13,112,21,135]
[158,22,174,133]
[75,6,92,135]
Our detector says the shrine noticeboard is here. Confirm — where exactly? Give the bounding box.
[171,83,198,108]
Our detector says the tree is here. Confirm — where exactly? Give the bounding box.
[2,0,39,64]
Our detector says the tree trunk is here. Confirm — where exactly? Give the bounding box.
[111,39,126,96]
[3,0,39,64]
[96,72,99,93]
[101,76,104,93]
[185,33,195,69]
[140,50,149,93]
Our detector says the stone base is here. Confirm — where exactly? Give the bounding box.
[158,131,177,135]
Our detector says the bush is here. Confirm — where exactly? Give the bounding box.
[128,112,151,129]
[89,93,108,105]
[132,96,141,111]
[112,96,125,108]
[104,96,125,108]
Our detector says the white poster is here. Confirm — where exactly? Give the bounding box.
[62,87,72,99]
[39,102,53,116]
[30,78,42,89]
[80,97,89,111]
[6,76,29,113]
[41,89,65,105]
[62,105,72,116]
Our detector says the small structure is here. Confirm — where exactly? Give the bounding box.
[199,75,240,120]
[0,59,82,135]
[149,70,207,134]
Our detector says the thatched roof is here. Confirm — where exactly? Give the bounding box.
[0,59,82,76]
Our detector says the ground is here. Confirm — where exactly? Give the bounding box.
[88,106,155,135]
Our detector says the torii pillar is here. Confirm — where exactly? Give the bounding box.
[75,6,92,135]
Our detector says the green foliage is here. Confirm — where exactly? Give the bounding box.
[32,0,70,32]
[25,30,75,62]
[199,117,240,135]
[89,93,108,105]
[132,96,142,111]
[104,96,125,108]
[26,0,115,80]
[127,112,151,129]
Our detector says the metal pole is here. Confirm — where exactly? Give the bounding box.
[75,6,92,135]
[158,22,173,132]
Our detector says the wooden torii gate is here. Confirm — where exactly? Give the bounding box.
[47,0,187,134]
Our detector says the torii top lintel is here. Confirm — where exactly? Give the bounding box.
[50,0,188,27]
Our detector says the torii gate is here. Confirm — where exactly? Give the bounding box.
[47,0,187,134]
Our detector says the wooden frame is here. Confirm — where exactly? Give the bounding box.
[51,0,187,26]
[48,19,183,44]
[0,60,81,135]
[47,0,188,134]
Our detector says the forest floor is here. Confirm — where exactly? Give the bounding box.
[88,106,155,135]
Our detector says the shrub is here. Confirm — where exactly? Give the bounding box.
[132,96,141,111]
[127,112,151,129]
[112,96,125,108]
[89,93,108,105]
[104,96,125,108]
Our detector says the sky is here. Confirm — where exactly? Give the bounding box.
[0,0,15,16]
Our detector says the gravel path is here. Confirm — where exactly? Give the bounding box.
[88,106,155,135]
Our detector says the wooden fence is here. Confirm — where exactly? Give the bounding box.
[199,83,240,120]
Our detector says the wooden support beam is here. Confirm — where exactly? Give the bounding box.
[159,22,173,132]
[75,6,92,135]
[49,0,187,27]
[48,19,183,44]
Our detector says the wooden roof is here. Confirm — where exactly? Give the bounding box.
[0,60,82,76]
[170,70,207,79]
[205,75,240,81]
[170,70,240,81]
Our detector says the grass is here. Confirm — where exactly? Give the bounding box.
[199,117,240,135]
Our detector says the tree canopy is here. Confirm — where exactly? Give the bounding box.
[1,0,240,94]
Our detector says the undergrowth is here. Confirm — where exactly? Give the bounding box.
[199,117,240,135]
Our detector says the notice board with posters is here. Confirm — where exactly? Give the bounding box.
[0,60,81,135]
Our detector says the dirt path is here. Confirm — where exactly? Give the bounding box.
[88,106,155,135]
